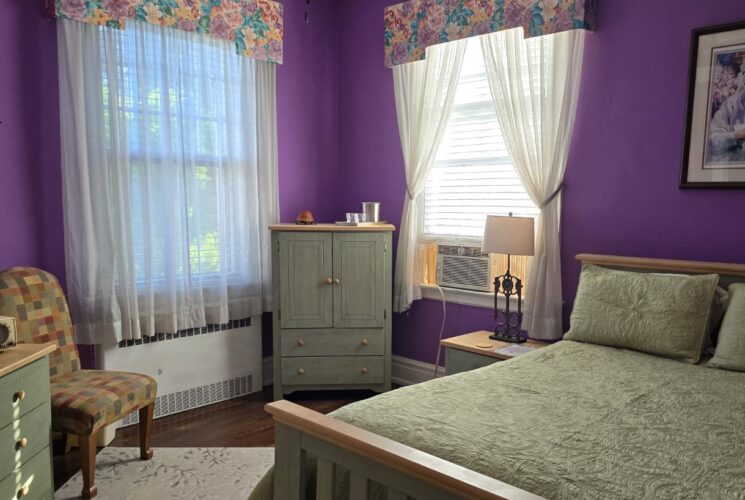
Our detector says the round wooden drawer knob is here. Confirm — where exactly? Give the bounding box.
[14,390,26,402]
[297,368,305,375]
[17,437,28,449]
[360,339,369,346]
[325,277,333,285]
[333,278,341,285]
[18,485,30,497]
[297,339,305,347]
[360,367,368,374]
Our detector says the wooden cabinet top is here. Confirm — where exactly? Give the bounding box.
[0,342,57,378]
[270,223,396,232]
[441,331,548,360]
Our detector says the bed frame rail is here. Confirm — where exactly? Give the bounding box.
[576,253,745,277]
[266,400,544,500]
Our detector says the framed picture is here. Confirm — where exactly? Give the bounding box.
[681,21,745,188]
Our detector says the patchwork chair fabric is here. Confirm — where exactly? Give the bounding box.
[51,370,157,435]
[0,267,157,438]
[0,267,80,377]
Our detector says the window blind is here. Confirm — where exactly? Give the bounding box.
[423,40,538,242]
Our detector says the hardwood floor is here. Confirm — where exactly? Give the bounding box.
[53,386,378,490]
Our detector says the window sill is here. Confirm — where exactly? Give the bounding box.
[420,284,519,309]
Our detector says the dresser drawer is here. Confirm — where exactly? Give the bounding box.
[0,358,50,426]
[0,401,51,481]
[0,446,52,500]
[281,329,384,357]
[282,356,384,386]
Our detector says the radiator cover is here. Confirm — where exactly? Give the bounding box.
[120,374,254,427]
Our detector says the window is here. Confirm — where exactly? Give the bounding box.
[423,39,539,241]
[100,23,255,284]
[58,18,276,340]
[420,39,536,292]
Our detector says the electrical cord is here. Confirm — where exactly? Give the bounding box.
[433,284,447,379]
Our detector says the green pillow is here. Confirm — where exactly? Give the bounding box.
[709,283,745,372]
[565,265,719,363]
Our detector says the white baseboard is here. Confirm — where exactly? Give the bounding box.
[261,355,444,388]
[391,355,445,386]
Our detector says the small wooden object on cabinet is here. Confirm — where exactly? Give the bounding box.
[270,223,395,400]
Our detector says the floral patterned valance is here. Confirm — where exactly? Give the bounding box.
[47,0,284,64]
[385,0,597,67]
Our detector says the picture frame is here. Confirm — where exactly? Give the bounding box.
[681,21,745,189]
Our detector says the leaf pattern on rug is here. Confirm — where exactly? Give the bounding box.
[55,447,274,500]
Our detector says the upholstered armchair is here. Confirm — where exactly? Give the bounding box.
[0,267,157,499]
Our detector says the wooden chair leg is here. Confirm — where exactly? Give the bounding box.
[139,403,154,460]
[63,433,74,454]
[79,433,98,499]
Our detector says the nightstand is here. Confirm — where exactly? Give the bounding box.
[441,330,547,375]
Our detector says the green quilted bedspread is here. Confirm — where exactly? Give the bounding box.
[250,341,745,499]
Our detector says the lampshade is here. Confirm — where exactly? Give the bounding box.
[482,215,535,256]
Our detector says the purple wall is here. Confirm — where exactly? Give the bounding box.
[276,0,340,224]
[561,0,745,326]
[0,0,63,280]
[5,0,745,367]
[336,0,745,364]
[336,1,405,223]
[0,0,76,361]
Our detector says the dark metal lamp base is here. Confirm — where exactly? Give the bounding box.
[490,254,529,344]
[490,332,527,344]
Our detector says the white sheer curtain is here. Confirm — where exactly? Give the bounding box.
[480,29,585,340]
[393,40,467,313]
[57,19,278,344]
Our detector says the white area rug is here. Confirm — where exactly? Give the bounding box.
[55,447,274,500]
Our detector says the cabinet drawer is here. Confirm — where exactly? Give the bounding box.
[0,358,50,426]
[282,356,384,386]
[281,330,384,357]
[0,401,51,481]
[444,348,499,376]
[0,446,52,500]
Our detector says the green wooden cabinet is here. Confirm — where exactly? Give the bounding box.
[0,346,55,500]
[271,225,394,400]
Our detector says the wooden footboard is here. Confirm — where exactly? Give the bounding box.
[266,400,544,500]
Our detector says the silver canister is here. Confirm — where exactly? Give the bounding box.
[362,202,380,223]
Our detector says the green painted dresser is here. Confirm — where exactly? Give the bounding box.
[0,343,56,500]
[270,224,395,400]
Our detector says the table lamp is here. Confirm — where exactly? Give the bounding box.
[482,214,535,343]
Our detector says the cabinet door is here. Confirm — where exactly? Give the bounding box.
[333,233,386,328]
[279,232,333,328]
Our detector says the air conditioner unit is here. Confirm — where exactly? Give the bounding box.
[436,245,493,292]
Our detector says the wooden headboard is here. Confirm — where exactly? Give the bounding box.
[576,253,745,287]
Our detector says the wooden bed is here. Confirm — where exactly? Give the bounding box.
[261,254,745,500]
